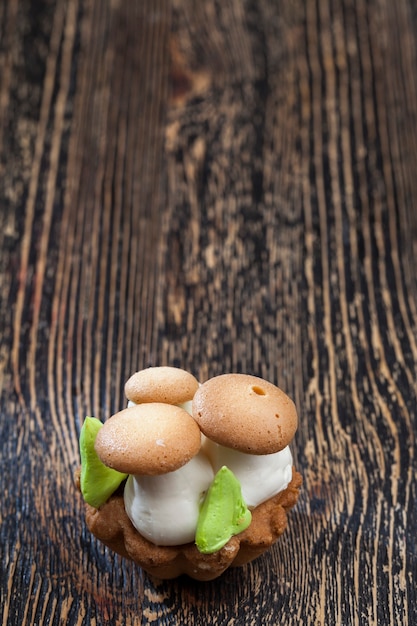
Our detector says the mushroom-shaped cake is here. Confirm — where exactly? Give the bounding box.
[95,403,214,546]
[124,366,199,414]
[192,374,298,508]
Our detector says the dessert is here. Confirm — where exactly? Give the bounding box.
[77,367,302,581]
[94,403,214,545]
[193,374,298,508]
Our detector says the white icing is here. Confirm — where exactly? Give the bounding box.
[202,439,293,508]
[126,399,193,415]
[124,451,214,546]
[177,399,193,415]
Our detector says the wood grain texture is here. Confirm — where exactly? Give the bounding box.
[1,0,416,624]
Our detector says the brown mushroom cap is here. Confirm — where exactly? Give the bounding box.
[124,366,199,405]
[95,403,202,475]
[192,374,298,455]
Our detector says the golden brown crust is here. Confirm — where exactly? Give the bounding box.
[192,374,298,454]
[81,468,302,581]
[124,366,199,405]
[94,403,202,475]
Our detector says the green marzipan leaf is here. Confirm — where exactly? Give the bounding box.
[195,466,252,554]
[79,416,127,508]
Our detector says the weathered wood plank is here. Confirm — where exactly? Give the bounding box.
[0,0,416,624]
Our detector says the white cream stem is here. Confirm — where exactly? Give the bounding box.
[202,439,293,508]
[124,451,213,546]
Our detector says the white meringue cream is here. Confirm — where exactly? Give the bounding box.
[202,439,293,508]
[124,451,214,546]
[127,399,193,415]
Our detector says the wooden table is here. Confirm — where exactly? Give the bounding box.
[1,1,416,624]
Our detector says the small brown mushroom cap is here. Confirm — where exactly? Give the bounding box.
[95,403,202,475]
[192,374,298,455]
[124,366,199,405]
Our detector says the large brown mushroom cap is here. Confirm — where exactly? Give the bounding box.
[95,403,202,475]
[124,366,199,405]
[192,374,298,455]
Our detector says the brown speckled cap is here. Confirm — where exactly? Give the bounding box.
[95,403,202,475]
[124,366,199,405]
[192,374,298,455]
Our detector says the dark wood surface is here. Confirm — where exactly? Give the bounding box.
[1,0,416,624]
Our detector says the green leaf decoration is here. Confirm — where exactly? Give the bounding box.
[195,466,252,554]
[79,416,127,508]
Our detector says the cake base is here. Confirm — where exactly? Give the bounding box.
[78,468,302,581]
